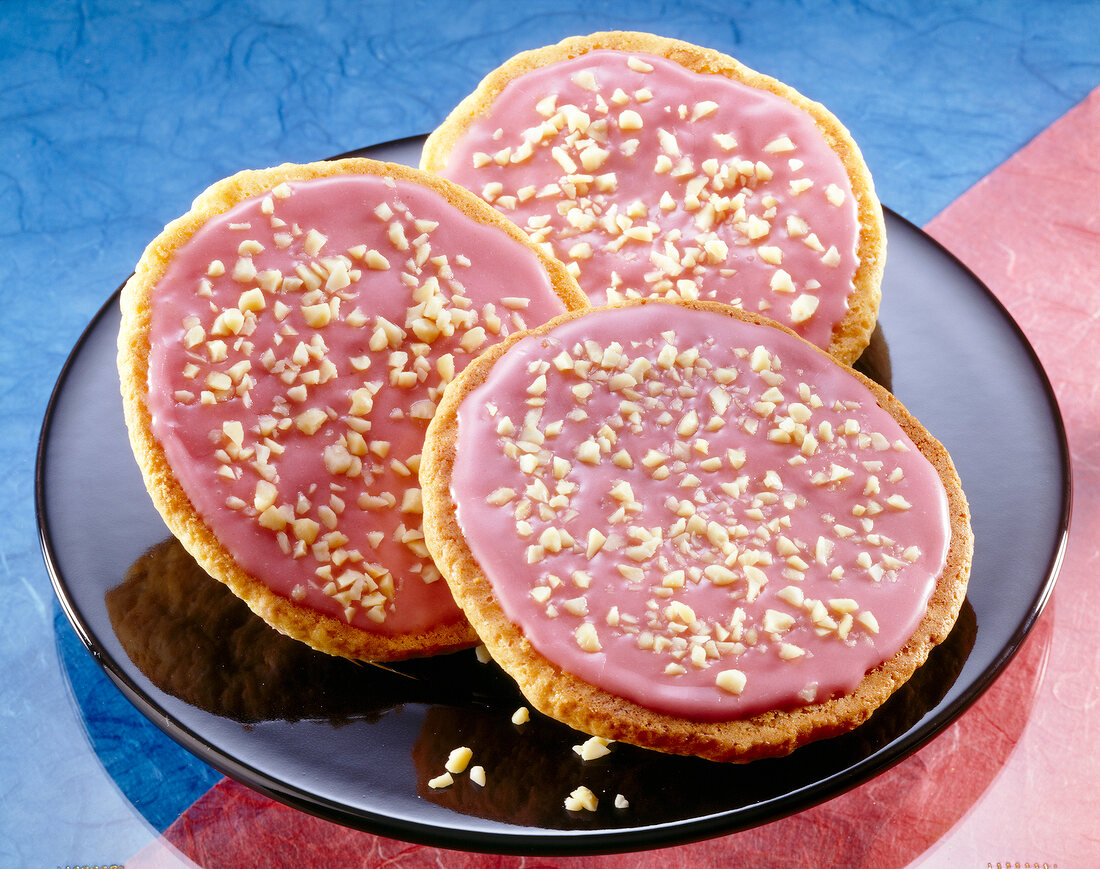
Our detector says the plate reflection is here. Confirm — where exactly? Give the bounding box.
[104,509,975,829]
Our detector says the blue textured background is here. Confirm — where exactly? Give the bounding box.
[2,1,1098,864]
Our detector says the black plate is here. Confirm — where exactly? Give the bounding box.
[37,137,1070,855]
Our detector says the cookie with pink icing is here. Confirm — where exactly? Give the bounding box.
[420,300,971,761]
[422,31,886,366]
[118,157,585,661]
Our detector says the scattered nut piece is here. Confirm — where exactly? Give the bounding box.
[573,735,613,761]
[564,785,599,812]
[446,746,473,775]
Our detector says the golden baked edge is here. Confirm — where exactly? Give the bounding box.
[419,297,972,762]
[421,30,886,367]
[117,156,587,661]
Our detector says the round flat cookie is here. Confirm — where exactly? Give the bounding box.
[119,157,586,661]
[422,31,886,365]
[420,299,971,761]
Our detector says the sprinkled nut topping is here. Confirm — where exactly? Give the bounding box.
[435,49,863,354]
[450,303,951,720]
[144,169,570,638]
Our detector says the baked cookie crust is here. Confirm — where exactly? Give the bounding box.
[119,157,586,661]
[422,31,886,366]
[420,298,971,761]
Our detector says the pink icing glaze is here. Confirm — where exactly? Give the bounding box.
[437,49,861,352]
[451,303,950,720]
[146,170,569,635]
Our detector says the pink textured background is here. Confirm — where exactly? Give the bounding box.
[916,85,1100,868]
[129,86,1100,869]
